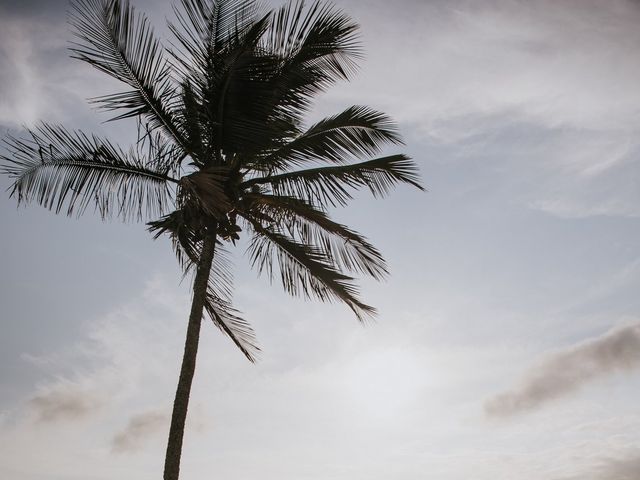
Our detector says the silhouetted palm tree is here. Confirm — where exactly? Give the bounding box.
[1,0,422,478]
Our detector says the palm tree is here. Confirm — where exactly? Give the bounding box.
[1,0,423,478]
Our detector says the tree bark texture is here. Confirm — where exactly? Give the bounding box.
[163,229,217,480]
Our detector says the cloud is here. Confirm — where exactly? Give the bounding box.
[5,0,639,137]
[559,450,640,480]
[0,9,67,127]
[523,132,640,218]
[0,0,124,129]
[28,383,101,423]
[332,0,640,135]
[17,277,186,427]
[0,276,202,479]
[588,453,640,480]
[111,410,168,453]
[597,455,640,480]
[0,0,67,17]
[319,0,640,220]
[485,322,640,417]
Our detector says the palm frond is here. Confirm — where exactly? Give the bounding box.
[0,0,421,366]
[242,192,388,279]
[243,154,424,207]
[167,0,261,76]
[1,124,177,221]
[148,209,233,295]
[69,0,187,152]
[253,105,404,170]
[221,0,362,145]
[266,0,361,83]
[245,217,375,321]
[172,7,276,160]
[206,14,272,159]
[267,0,360,121]
[148,208,207,266]
[168,0,365,161]
[147,215,259,361]
[204,288,259,362]
[178,81,206,164]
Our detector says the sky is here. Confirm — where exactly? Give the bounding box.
[1,0,640,479]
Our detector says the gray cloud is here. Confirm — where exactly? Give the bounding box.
[485,322,640,417]
[0,7,70,128]
[111,410,167,453]
[589,454,640,480]
[29,386,101,423]
[560,450,640,480]
[323,0,640,219]
[326,0,640,133]
[0,0,67,18]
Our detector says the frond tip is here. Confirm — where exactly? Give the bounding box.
[241,192,389,279]
[254,105,405,170]
[147,213,260,361]
[246,219,376,322]
[204,289,260,363]
[69,0,187,149]
[244,154,424,207]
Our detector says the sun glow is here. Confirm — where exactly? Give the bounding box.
[341,348,427,420]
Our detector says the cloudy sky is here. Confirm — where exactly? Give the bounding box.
[2,0,640,479]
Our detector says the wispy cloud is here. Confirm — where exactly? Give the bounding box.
[322,0,640,220]
[0,1,117,129]
[19,280,184,426]
[485,322,640,417]
[111,410,167,453]
[560,449,640,480]
[0,10,66,127]
[335,0,640,135]
[28,383,101,423]
[0,277,192,478]
[589,453,640,480]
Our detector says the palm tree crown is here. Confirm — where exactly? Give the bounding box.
[1,0,422,478]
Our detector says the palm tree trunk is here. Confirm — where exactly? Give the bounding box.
[164,227,217,480]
